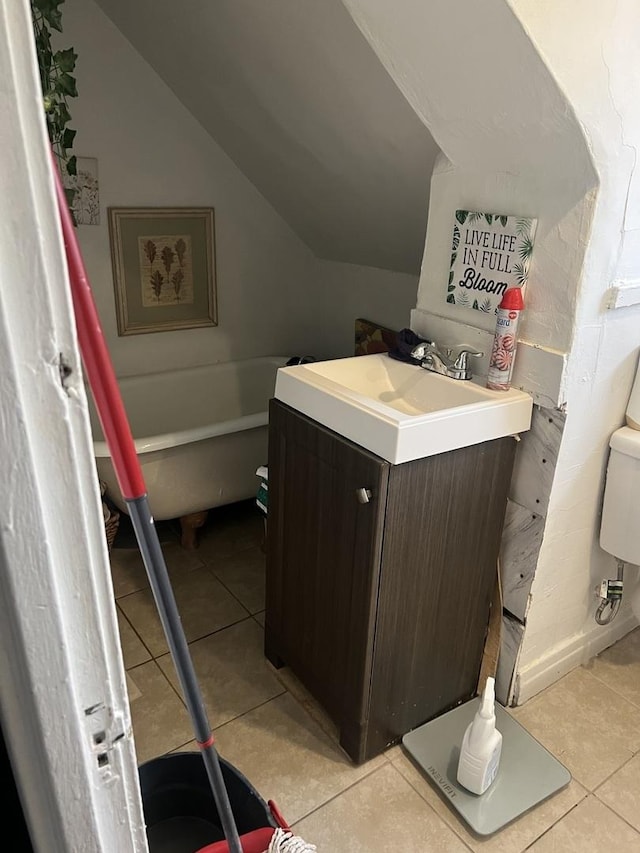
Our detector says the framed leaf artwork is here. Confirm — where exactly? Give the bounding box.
[446,210,537,315]
[108,207,217,335]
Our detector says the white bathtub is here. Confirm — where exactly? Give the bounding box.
[90,356,288,526]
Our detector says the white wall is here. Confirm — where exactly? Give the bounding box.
[342,0,597,389]
[311,259,418,359]
[93,0,437,273]
[343,0,640,701]
[62,0,418,381]
[510,0,640,698]
[63,0,318,379]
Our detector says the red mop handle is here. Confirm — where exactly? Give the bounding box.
[51,155,247,853]
[51,152,145,501]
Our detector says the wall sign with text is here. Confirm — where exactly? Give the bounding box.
[446,210,537,314]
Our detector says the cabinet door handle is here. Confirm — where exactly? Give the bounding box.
[356,487,372,504]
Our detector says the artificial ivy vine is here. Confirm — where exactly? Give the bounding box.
[30,0,78,204]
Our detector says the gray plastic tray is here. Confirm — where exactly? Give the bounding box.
[402,697,571,836]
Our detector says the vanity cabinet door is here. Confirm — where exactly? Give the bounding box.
[363,437,516,760]
[265,400,389,739]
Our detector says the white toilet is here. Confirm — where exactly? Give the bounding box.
[600,355,640,566]
[600,426,640,565]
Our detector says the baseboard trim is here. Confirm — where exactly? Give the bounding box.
[514,611,639,705]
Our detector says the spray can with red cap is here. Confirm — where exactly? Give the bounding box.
[487,287,524,391]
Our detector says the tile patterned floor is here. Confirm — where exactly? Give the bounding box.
[110,501,640,851]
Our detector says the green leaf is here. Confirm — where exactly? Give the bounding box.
[450,252,457,268]
[499,215,508,227]
[44,8,63,31]
[452,224,460,252]
[514,262,527,285]
[54,48,77,72]
[480,298,493,312]
[57,101,71,125]
[519,236,534,260]
[516,217,532,236]
[49,109,67,136]
[473,299,479,310]
[455,210,468,224]
[485,213,493,224]
[35,30,51,56]
[55,72,77,97]
[448,284,456,292]
[31,0,79,188]
[447,293,455,304]
[33,0,64,29]
[448,269,454,286]
[61,127,76,149]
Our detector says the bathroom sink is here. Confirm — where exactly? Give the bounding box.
[274,353,533,463]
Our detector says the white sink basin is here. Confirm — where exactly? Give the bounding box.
[274,353,533,463]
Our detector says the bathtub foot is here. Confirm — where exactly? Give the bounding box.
[180,510,208,550]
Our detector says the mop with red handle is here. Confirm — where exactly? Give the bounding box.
[51,156,316,853]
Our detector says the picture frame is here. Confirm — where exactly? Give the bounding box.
[108,207,217,335]
[63,156,100,225]
[446,209,537,315]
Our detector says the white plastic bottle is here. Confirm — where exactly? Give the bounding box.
[456,676,503,795]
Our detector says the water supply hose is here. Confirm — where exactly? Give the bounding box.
[595,559,625,626]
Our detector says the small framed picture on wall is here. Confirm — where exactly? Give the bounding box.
[108,207,217,335]
[446,210,537,314]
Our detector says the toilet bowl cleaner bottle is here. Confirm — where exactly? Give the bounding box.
[487,287,524,391]
[457,676,503,795]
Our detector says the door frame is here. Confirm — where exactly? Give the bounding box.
[0,1,147,849]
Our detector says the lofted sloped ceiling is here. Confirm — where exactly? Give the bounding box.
[94,0,439,273]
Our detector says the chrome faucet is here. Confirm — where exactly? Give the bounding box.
[410,341,484,381]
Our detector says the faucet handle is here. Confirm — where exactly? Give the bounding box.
[410,340,436,360]
[453,347,484,369]
[452,348,484,373]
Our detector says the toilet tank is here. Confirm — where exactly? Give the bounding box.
[600,426,640,565]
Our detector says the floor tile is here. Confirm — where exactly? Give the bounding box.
[127,660,194,763]
[116,606,151,669]
[586,627,640,709]
[526,795,640,851]
[512,667,640,789]
[125,671,142,701]
[208,546,266,614]
[211,693,386,824]
[390,746,586,852]
[110,548,149,598]
[596,753,640,832]
[293,762,470,852]
[117,567,248,656]
[273,665,340,744]
[109,540,205,598]
[197,502,265,561]
[111,503,640,848]
[157,618,284,728]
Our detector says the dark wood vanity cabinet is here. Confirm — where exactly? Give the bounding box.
[264,399,516,764]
